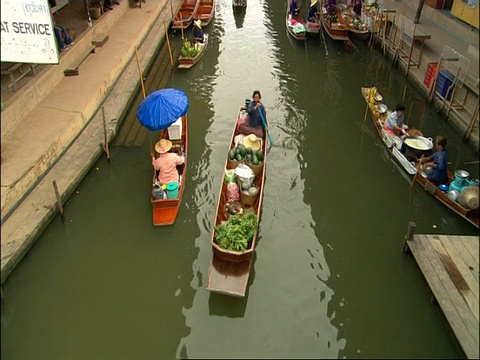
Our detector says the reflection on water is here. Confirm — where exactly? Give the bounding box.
[1,0,477,358]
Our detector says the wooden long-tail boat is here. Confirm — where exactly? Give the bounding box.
[320,2,349,41]
[151,115,188,226]
[342,8,371,41]
[207,107,267,297]
[286,0,306,40]
[172,0,200,30]
[306,17,321,35]
[361,87,479,229]
[178,34,209,69]
[193,0,215,26]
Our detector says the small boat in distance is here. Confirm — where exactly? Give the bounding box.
[172,0,200,30]
[151,115,188,226]
[193,0,215,26]
[178,34,209,69]
[320,1,349,41]
[286,0,306,40]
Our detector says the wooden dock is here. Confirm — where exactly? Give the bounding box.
[403,222,479,359]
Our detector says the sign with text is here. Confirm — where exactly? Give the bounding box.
[1,0,59,64]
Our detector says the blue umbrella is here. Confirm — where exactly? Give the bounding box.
[137,88,189,131]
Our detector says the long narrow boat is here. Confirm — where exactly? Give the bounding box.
[207,107,267,297]
[193,0,215,26]
[286,0,306,40]
[172,0,200,30]
[361,87,479,228]
[178,34,209,69]
[320,2,349,41]
[151,115,188,226]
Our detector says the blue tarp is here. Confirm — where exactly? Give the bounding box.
[137,88,189,131]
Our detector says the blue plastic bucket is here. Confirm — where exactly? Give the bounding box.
[166,182,179,199]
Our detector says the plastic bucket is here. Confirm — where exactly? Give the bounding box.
[166,182,179,199]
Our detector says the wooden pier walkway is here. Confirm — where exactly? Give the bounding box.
[403,222,479,359]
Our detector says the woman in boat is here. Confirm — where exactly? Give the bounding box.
[384,104,407,137]
[152,139,184,186]
[239,90,266,138]
[308,0,320,21]
[326,0,337,14]
[192,20,205,44]
[353,0,362,16]
[418,134,448,186]
[289,0,300,16]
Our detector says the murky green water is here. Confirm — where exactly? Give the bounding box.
[2,0,478,359]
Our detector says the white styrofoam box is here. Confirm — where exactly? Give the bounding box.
[168,117,183,140]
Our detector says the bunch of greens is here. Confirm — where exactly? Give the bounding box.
[214,212,258,252]
[180,41,200,59]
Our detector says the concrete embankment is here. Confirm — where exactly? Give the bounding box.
[1,0,181,284]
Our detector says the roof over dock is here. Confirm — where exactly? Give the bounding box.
[405,231,479,359]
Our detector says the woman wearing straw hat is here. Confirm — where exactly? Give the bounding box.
[192,20,205,44]
[308,0,319,21]
[151,139,185,185]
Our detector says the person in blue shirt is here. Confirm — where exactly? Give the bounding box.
[239,90,266,138]
[290,0,300,16]
[308,0,319,21]
[192,20,204,43]
[418,134,448,186]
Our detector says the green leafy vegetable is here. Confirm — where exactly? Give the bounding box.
[214,213,258,252]
[180,41,201,59]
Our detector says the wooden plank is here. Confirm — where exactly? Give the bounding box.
[440,236,480,301]
[417,235,479,348]
[451,236,479,279]
[428,236,479,322]
[408,237,479,359]
[207,254,252,298]
[459,236,479,266]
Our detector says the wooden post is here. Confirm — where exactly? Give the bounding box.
[134,47,146,99]
[180,13,184,41]
[464,100,479,141]
[52,180,65,223]
[406,102,414,124]
[405,29,415,76]
[445,81,459,118]
[164,21,174,67]
[403,221,416,253]
[410,154,424,189]
[101,107,110,162]
[170,1,174,18]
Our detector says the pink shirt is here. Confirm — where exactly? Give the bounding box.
[152,153,184,185]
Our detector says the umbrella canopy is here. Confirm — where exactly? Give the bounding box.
[137,88,189,131]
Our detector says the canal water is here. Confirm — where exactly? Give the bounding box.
[2,0,478,358]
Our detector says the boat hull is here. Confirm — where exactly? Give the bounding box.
[172,0,200,29]
[286,0,306,40]
[178,34,209,69]
[150,115,188,226]
[320,7,349,41]
[193,0,215,26]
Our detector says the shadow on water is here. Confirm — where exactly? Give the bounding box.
[233,6,246,29]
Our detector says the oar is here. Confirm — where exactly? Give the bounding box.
[258,105,273,146]
[411,154,424,189]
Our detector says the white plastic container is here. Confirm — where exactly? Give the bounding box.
[168,117,183,140]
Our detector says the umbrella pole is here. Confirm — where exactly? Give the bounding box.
[164,21,174,67]
[135,46,146,99]
[180,13,184,42]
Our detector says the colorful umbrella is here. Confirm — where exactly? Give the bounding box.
[137,88,189,131]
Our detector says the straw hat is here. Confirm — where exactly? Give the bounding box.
[194,20,202,28]
[155,139,172,154]
[311,0,318,6]
[243,134,261,151]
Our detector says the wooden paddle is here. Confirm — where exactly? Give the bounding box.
[411,154,424,189]
[258,105,273,146]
